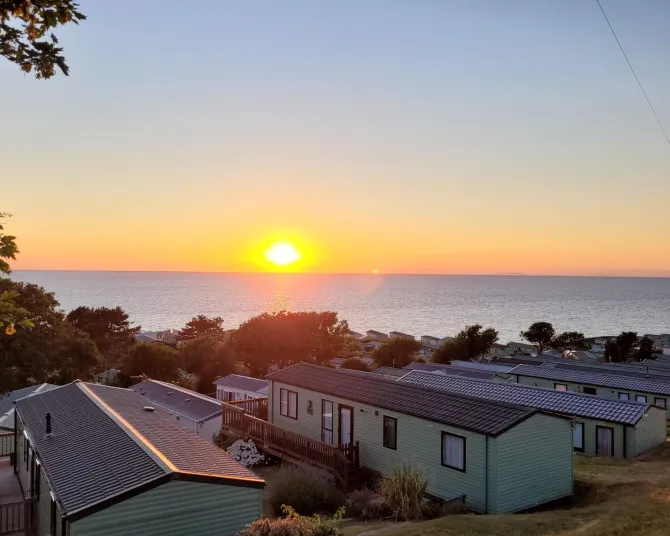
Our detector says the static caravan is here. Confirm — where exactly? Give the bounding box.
[400,371,667,458]
[267,363,574,514]
[14,382,263,536]
[511,364,670,418]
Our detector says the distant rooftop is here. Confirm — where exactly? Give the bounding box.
[400,371,651,425]
[404,362,503,380]
[130,379,222,421]
[0,384,58,430]
[213,374,268,394]
[511,364,670,396]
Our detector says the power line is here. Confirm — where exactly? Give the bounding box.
[596,0,670,146]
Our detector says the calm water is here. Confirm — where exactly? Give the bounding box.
[10,271,670,343]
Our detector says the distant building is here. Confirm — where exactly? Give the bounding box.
[213,374,268,402]
[346,330,364,339]
[131,379,223,443]
[389,331,415,340]
[488,343,514,357]
[362,340,384,353]
[365,330,389,341]
[507,341,539,355]
[420,335,443,348]
[96,368,120,385]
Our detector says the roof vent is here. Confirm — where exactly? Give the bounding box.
[166,392,172,396]
[143,406,155,412]
[185,398,190,402]
[46,412,52,435]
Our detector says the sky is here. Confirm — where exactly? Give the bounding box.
[2,0,669,276]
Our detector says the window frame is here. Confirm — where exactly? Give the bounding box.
[280,388,298,420]
[321,400,334,444]
[635,395,647,403]
[441,432,466,473]
[618,392,630,401]
[583,387,597,395]
[654,397,666,408]
[382,416,397,450]
[554,383,568,391]
[573,422,585,453]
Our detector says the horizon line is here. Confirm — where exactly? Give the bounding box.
[9,269,670,279]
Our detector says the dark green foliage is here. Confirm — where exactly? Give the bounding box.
[0,213,18,275]
[178,337,234,393]
[552,331,589,351]
[606,332,639,362]
[634,336,654,362]
[340,357,369,371]
[433,324,498,363]
[0,279,100,393]
[0,0,86,78]
[66,306,140,368]
[371,338,420,368]
[267,466,346,516]
[0,213,33,335]
[232,311,349,377]
[119,341,179,382]
[177,315,225,342]
[521,322,555,356]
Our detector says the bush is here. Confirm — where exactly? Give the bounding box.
[347,487,386,520]
[238,506,343,536]
[267,466,346,516]
[227,439,266,467]
[378,464,427,521]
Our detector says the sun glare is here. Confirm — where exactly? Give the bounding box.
[264,241,302,267]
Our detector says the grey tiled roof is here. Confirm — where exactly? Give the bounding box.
[0,384,58,429]
[87,384,257,479]
[511,365,670,396]
[213,374,268,394]
[546,363,670,382]
[15,383,165,515]
[372,367,407,378]
[15,382,263,517]
[404,362,501,380]
[450,361,517,373]
[400,371,650,425]
[130,380,222,421]
[268,363,539,436]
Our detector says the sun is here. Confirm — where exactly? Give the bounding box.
[263,241,302,267]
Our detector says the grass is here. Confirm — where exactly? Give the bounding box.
[342,444,670,536]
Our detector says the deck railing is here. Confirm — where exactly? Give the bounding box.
[227,397,268,420]
[0,498,35,535]
[222,404,358,487]
[0,433,14,457]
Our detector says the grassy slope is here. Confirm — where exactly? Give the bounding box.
[343,445,670,536]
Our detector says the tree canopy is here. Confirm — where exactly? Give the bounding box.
[119,342,179,383]
[178,337,234,394]
[552,331,589,352]
[177,315,225,342]
[635,336,654,362]
[371,337,420,368]
[0,279,99,393]
[67,306,140,368]
[605,332,639,363]
[0,213,33,335]
[433,324,498,364]
[231,310,349,377]
[1,0,85,79]
[521,322,555,356]
[340,357,370,372]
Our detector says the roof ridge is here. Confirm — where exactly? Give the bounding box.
[275,362,539,415]
[404,370,651,408]
[77,383,176,474]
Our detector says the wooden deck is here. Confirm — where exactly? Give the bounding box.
[0,456,34,536]
[222,403,360,488]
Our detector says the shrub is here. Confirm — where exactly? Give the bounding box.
[378,463,427,521]
[347,487,385,520]
[267,466,346,516]
[227,439,266,467]
[238,506,344,536]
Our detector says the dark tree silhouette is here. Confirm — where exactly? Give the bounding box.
[521,322,555,356]
[433,324,498,364]
[371,338,421,368]
[177,315,225,342]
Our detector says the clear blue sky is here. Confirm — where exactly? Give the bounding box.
[2,0,669,275]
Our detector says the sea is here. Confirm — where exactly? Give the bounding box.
[10,271,670,344]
